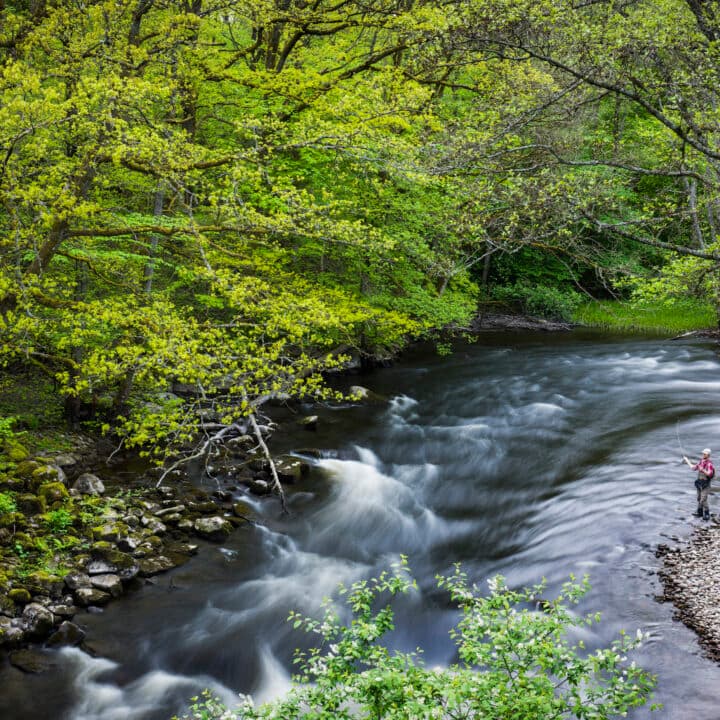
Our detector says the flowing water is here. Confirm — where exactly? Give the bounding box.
[3,330,720,719]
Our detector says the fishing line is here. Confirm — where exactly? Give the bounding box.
[676,419,689,463]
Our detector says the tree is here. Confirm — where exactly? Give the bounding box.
[177,560,658,720]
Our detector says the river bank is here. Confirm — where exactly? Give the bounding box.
[0,426,316,664]
[656,521,720,662]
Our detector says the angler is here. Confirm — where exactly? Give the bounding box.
[683,448,715,521]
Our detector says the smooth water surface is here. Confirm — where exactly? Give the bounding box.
[3,331,720,719]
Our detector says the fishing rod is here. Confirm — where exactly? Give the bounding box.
[677,419,693,466]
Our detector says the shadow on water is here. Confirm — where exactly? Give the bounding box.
[3,331,720,719]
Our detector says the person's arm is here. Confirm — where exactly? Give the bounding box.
[683,455,695,468]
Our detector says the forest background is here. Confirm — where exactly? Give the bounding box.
[2,0,720,461]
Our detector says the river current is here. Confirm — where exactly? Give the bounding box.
[3,330,720,719]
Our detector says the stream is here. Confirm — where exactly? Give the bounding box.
[3,330,720,719]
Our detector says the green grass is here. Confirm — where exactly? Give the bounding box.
[574,299,716,333]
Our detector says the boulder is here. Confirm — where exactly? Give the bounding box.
[16,493,44,515]
[30,465,67,492]
[297,415,319,431]
[138,556,175,576]
[21,603,54,640]
[37,482,70,506]
[90,574,123,598]
[49,604,77,619]
[249,479,270,496]
[54,454,78,468]
[63,572,92,590]
[275,456,309,484]
[72,473,104,496]
[193,516,232,542]
[3,439,29,462]
[26,571,64,598]
[46,621,85,647]
[85,547,139,581]
[74,588,112,607]
[8,588,32,605]
[0,617,24,647]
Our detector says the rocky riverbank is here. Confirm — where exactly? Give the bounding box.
[0,430,311,670]
[656,524,720,661]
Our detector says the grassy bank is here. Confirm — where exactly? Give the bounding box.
[573,300,716,333]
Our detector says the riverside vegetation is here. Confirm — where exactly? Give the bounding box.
[3,0,720,716]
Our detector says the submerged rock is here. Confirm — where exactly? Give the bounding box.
[46,621,85,647]
[9,648,55,673]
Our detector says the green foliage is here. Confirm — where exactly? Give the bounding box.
[43,508,74,534]
[490,283,583,321]
[0,492,16,516]
[575,300,716,333]
[175,560,657,720]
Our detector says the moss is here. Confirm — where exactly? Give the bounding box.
[8,588,31,605]
[37,482,69,506]
[3,439,29,463]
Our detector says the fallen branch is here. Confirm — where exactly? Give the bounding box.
[155,421,243,487]
[249,412,288,515]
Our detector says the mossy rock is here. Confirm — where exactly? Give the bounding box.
[14,460,41,483]
[91,522,128,542]
[16,494,45,515]
[8,588,32,605]
[37,482,69,506]
[3,439,29,463]
[0,511,27,530]
[25,571,64,598]
[29,466,66,493]
[0,476,26,493]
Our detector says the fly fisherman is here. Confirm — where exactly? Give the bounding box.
[683,448,715,520]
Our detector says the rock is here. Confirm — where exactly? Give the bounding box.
[116,535,139,553]
[86,548,139,581]
[140,517,167,535]
[8,588,32,605]
[9,649,55,673]
[54,453,78,468]
[233,501,254,519]
[91,522,127,542]
[49,604,77,619]
[46,621,85,647]
[25,571,64,598]
[30,465,67,492]
[37,481,70,506]
[72,473,105,496]
[64,571,92,590]
[187,500,218,514]
[3,438,29,462]
[249,479,270,496]
[14,460,42,483]
[193,516,232,542]
[349,385,371,400]
[90,574,123,598]
[74,588,112,607]
[138,556,175,576]
[0,617,24,647]
[155,504,186,517]
[16,493,44,514]
[275,456,309,484]
[177,519,194,532]
[21,603,54,639]
[298,415,319,431]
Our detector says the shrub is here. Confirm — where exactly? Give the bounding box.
[491,283,583,321]
[175,559,658,720]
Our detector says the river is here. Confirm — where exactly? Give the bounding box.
[2,330,720,719]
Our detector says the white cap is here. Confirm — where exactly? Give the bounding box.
[703,448,712,455]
